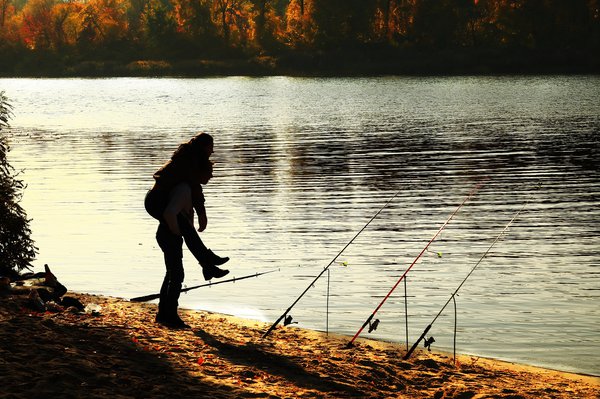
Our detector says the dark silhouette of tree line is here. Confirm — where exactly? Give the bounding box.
[0,0,598,75]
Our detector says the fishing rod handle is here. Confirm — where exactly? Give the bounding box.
[346,314,374,347]
[262,312,287,339]
[404,324,431,360]
[130,293,160,302]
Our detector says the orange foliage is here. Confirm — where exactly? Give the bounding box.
[19,0,55,49]
[283,0,316,48]
[80,0,128,44]
[1,0,15,27]
[172,0,205,36]
[15,0,127,49]
[1,0,598,68]
[210,0,254,45]
[51,2,83,47]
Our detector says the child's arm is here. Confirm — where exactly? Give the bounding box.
[192,185,207,232]
[196,206,207,232]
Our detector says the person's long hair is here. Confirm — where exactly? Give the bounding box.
[171,133,213,162]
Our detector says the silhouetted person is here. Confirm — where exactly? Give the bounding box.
[145,133,229,329]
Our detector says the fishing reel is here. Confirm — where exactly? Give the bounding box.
[368,318,380,333]
[284,315,297,326]
[424,336,435,351]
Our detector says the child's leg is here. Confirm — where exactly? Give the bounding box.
[177,214,230,273]
[177,214,208,260]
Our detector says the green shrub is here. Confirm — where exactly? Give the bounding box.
[0,91,37,277]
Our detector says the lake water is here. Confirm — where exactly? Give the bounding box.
[1,76,598,376]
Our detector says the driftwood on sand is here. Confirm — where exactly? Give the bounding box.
[1,264,86,313]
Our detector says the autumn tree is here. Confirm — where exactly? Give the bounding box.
[211,0,229,41]
[211,0,254,47]
[1,0,14,27]
[19,0,55,49]
[143,0,177,53]
[251,0,274,49]
[372,0,416,44]
[77,0,128,54]
[461,0,498,47]
[126,0,146,44]
[51,1,82,49]
[310,0,378,48]
[283,0,316,48]
[491,0,553,49]
[173,0,218,51]
[0,0,20,44]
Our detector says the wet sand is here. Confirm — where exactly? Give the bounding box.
[1,293,598,398]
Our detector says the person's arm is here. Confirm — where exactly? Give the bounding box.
[192,185,207,232]
[163,184,193,236]
[196,205,207,232]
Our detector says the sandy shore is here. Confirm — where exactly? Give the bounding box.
[1,292,598,399]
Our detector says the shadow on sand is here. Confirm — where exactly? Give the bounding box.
[0,308,241,398]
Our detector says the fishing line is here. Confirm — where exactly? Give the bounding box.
[403,193,535,360]
[346,180,486,348]
[262,189,402,339]
[130,269,279,302]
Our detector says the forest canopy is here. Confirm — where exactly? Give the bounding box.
[0,0,599,76]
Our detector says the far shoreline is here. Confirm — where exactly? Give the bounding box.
[2,49,599,79]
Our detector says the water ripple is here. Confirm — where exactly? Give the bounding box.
[1,76,599,375]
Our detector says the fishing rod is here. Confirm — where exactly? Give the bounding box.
[403,196,532,360]
[346,181,486,348]
[262,189,402,339]
[130,269,279,302]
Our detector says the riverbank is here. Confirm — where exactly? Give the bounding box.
[1,292,597,398]
[2,46,599,77]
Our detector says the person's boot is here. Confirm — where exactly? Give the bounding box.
[155,302,168,324]
[157,316,190,329]
[202,263,229,281]
[169,312,191,329]
[156,306,190,329]
[207,249,229,266]
[156,305,173,326]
